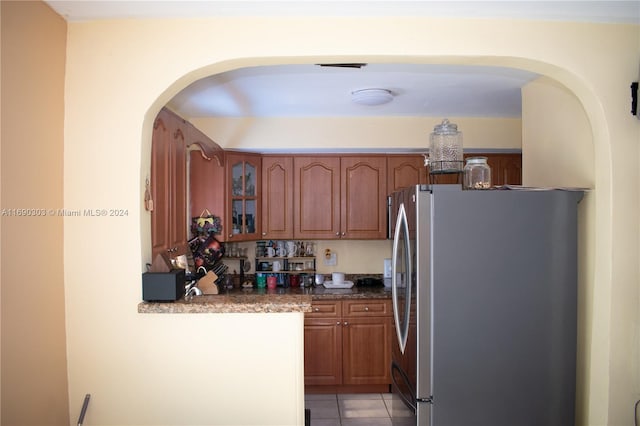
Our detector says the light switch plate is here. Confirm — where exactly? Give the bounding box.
[323,253,337,266]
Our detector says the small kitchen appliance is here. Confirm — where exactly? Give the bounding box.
[142,269,185,301]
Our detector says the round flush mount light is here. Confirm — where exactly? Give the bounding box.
[351,88,394,106]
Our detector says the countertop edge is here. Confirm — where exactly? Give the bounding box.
[137,287,390,314]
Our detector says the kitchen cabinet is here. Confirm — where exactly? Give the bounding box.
[340,156,388,239]
[189,150,226,236]
[387,155,428,193]
[294,156,387,240]
[225,152,261,241]
[261,156,294,239]
[294,156,340,239]
[304,299,392,393]
[424,152,522,186]
[485,153,522,185]
[151,108,188,259]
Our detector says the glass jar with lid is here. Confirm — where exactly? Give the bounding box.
[429,118,463,174]
[463,157,492,189]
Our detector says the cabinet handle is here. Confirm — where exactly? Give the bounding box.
[335,232,340,236]
[314,307,320,312]
[343,322,348,326]
[262,232,267,236]
[364,306,369,311]
[336,321,341,325]
[341,232,346,237]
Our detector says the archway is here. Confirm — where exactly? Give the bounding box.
[141,55,606,425]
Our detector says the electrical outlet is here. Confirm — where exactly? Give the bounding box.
[384,258,392,278]
[323,253,337,266]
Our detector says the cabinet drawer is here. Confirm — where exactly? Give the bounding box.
[308,301,341,318]
[343,299,391,317]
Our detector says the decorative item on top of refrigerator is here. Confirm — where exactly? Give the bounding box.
[428,118,463,174]
[463,156,492,189]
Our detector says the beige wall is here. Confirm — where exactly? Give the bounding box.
[522,76,597,426]
[191,116,523,151]
[62,17,638,425]
[0,1,69,425]
[0,5,634,425]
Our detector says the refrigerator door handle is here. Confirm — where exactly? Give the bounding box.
[392,202,411,354]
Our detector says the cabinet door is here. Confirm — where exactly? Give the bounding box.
[151,112,172,258]
[151,109,188,258]
[304,318,343,386]
[189,150,226,239]
[342,316,393,385]
[294,156,340,239]
[169,127,187,252]
[387,155,427,193]
[226,153,261,241]
[261,156,294,240]
[341,156,388,239]
[496,153,522,185]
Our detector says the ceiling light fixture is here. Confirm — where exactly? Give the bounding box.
[351,88,394,106]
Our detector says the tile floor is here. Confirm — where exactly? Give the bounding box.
[304,393,392,426]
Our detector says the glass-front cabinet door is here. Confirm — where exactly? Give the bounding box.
[225,153,260,241]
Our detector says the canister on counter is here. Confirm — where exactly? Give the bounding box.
[267,275,277,289]
[290,274,301,288]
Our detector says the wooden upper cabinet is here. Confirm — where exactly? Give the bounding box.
[189,150,226,236]
[225,152,261,241]
[341,156,387,239]
[151,108,188,259]
[170,127,188,251]
[261,156,294,240]
[294,155,387,240]
[294,156,341,239]
[151,112,171,258]
[185,123,224,167]
[485,153,522,185]
[423,153,523,187]
[387,155,428,194]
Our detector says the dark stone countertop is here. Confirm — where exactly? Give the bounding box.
[137,284,391,314]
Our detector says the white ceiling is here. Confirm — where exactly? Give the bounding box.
[45,1,640,118]
[45,1,640,23]
[168,63,539,118]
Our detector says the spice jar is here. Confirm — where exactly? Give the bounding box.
[463,157,492,189]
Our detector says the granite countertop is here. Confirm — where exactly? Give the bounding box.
[138,285,391,314]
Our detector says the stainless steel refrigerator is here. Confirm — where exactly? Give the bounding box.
[388,184,583,426]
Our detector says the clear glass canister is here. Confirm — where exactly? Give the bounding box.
[429,118,463,173]
[464,157,492,189]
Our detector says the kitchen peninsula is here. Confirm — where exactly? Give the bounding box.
[139,283,393,393]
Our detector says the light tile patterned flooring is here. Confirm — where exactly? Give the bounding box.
[304,393,392,426]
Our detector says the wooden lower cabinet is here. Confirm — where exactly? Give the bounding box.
[304,299,392,393]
